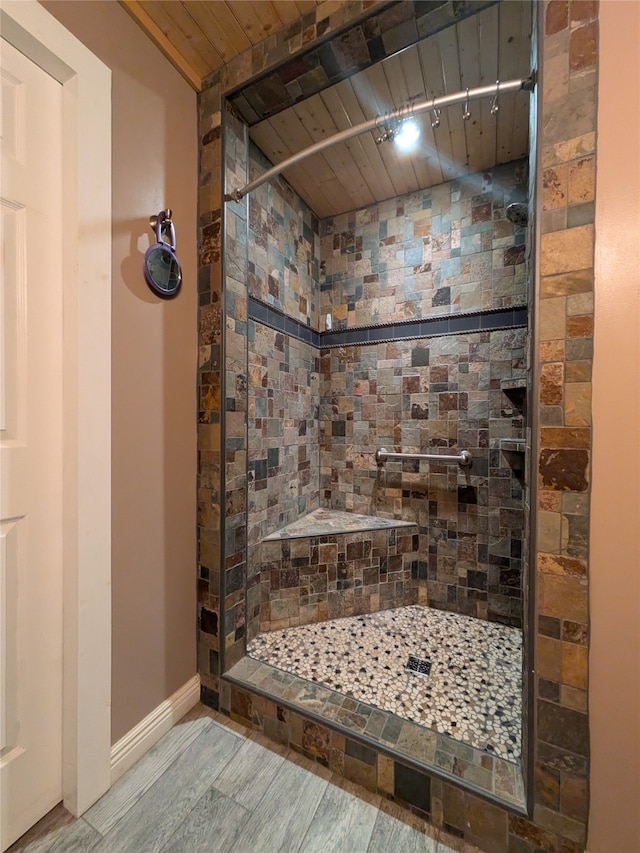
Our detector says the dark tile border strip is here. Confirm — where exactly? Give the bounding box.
[322,307,529,347]
[248,295,320,346]
[248,296,528,348]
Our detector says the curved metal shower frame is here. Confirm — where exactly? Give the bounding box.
[224,75,535,203]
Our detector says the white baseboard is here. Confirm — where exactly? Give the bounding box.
[110,674,200,785]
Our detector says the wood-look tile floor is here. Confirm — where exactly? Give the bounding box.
[8,704,482,853]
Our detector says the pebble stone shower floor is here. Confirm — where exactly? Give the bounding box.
[247,606,522,761]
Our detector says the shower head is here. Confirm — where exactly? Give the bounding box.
[506,202,529,227]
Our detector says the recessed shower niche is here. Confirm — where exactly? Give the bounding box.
[214,0,535,812]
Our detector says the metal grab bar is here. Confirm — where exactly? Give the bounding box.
[375,447,472,467]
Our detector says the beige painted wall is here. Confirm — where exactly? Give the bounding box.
[588,2,640,850]
[40,0,198,743]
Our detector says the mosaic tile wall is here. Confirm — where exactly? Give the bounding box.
[247,322,320,548]
[245,140,529,629]
[246,320,320,641]
[320,160,528,327]
[531,0,596,846]
[197,2,598,850]
[320,329,527,627]
[259,526,419,632]
[224,105,251,671]
[247,144,321,328]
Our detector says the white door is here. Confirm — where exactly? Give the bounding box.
[0,38,64,851]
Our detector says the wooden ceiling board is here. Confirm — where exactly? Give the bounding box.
[321,81,398,202]
[457,14,484,173]
[381,52,428,191]
[291,97,377,211]
[335,71,405,198]
[418,30,459,184]
[121,0,322,88]
[254,110,352,215]
[385,41,436,189]
[225,1,291,45]
[270,1,323,24]
[161,1,224,70]
[247,5,532,217]
[497,1,531,164]
[294,1,323,13]
[119,1,202,89]
[478,6,500,170]
[137,0,212,78]
[250,145,336,219]
[270,1,307,26]
[361,61,420,197]
[183,2,251,64]
[386,39,437,191]
[513,2,533,162]
[411,45,444,188]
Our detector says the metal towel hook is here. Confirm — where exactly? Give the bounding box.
[430,96,441,129]
[490,80,500,115]
[374,109,396,144]
[149,209,176,250]
[462,88,471,121]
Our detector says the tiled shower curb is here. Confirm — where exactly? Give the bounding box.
[221,656,527,813]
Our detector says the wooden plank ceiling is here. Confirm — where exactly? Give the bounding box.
[122,1,532,217]
[119,0,322,89]
[250,2,532,218]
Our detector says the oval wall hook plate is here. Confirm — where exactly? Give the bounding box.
[144,209,182,299]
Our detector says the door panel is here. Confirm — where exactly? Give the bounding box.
[1,38,64,851]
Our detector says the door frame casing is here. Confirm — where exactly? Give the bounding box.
[1,0,112,816]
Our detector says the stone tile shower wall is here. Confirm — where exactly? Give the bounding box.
[248,322,320,546]
[245,143,322,639]
[245,159,528,629]
[318,164,528,626]
[197,2,598,850]
[198,0,392,687]
[246,143,322,553]
[321,329,527,627]
[224,105,251,670]
[247,145,321,329]
[260,526,419,631]
[320,160,527,326]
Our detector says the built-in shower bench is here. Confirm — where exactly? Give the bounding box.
[256,508,419,632]
[262,507,416,541]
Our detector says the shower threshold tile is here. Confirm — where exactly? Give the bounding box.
[322,702,370,733]
[227,654,526,808]
[246,605,522,762]
[282,681,329,712]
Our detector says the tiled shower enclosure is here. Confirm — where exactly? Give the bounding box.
[198,2,596,850]
[244,147,529,643]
